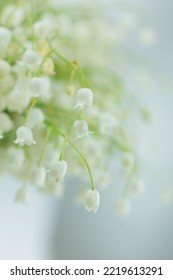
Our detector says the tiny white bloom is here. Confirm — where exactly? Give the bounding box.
[14,126,36,146]
[22,49,42,70]
[85,189,100,213]
[0,60,11,77]
[2,5,24,27]
[27,108,44,128]
[74,88,93,109]
[131,178,145,195]
[115,198,130,216]
[7,88,30,113]
[7,77,31,113]
[34,19,54,38]
[29,77,50,98]
[100,112,118,135]
[73,120,89,139]
[43,144,60,168]
[7,147,25,170]
[0,27,11,48]
[51,160,67,183]
[45,173,64,198]
[30,167,46,188]
[0,112,13,139]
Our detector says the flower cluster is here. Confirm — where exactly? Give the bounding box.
[0,0,152,214]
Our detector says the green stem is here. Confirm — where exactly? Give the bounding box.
[44,120,94,190]
[67,138,94,191]
[52,49,74,68]
[59,136,67,161]
[24,98,37,125]
[37,128,52,167]
[78,65,87,87]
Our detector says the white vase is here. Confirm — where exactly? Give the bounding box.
[0,176,60,260]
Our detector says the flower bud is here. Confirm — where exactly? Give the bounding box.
[51,160,67,183]
[73,120,89,139]
[100,112,118,135]
[74,88,93,109]
[27,108,44,128]
[0,27,11,48]
[42,58,55,75]
[29,77,50,98]
[30,167,46,188]
[14,126,36,146]
[85,189,100,213]
[22,49,42,70]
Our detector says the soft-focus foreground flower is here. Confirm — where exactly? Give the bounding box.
[0,112,13,139]
[0,27,11,49]
[22,49,42,71]
[26,108,45,128]
[51,160,67,183]
[30,167,47,188]
[73,120,89,139]
[74,88,93,109]
[85,189,100,213]
[14,126,36,146]
[29,77,50,98]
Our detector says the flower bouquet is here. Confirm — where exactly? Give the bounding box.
[0,0,154,214]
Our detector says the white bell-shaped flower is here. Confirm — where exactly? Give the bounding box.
[34,19,54,38]
[29,77,50,98]
[0,60,11,77]
[27,108,45,128]
[45,173,64,198]
[0,112,13,139]
[7,88,30,113]
[73,120,89,139]
[6,147,25,170]
[74,88,93,109]
[22,49,42,70]
[7,77,31,113]
[30,167,46,188]
[131,178,145,195]
[85,189,100,213]
[14,126,36,146]
[51,160,67,183]
[115,197,130,216]
[0,27,11,48]
[2,5,25,27]
[100,112,118,135]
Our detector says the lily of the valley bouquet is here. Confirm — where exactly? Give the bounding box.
[0,0,154,214]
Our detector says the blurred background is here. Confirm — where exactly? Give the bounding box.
[0,0,173,259]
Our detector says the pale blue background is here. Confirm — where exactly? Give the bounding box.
[0,0,173,259]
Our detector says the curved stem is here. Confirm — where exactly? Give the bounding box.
[67,138,94,191]
[44,119,94,190]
